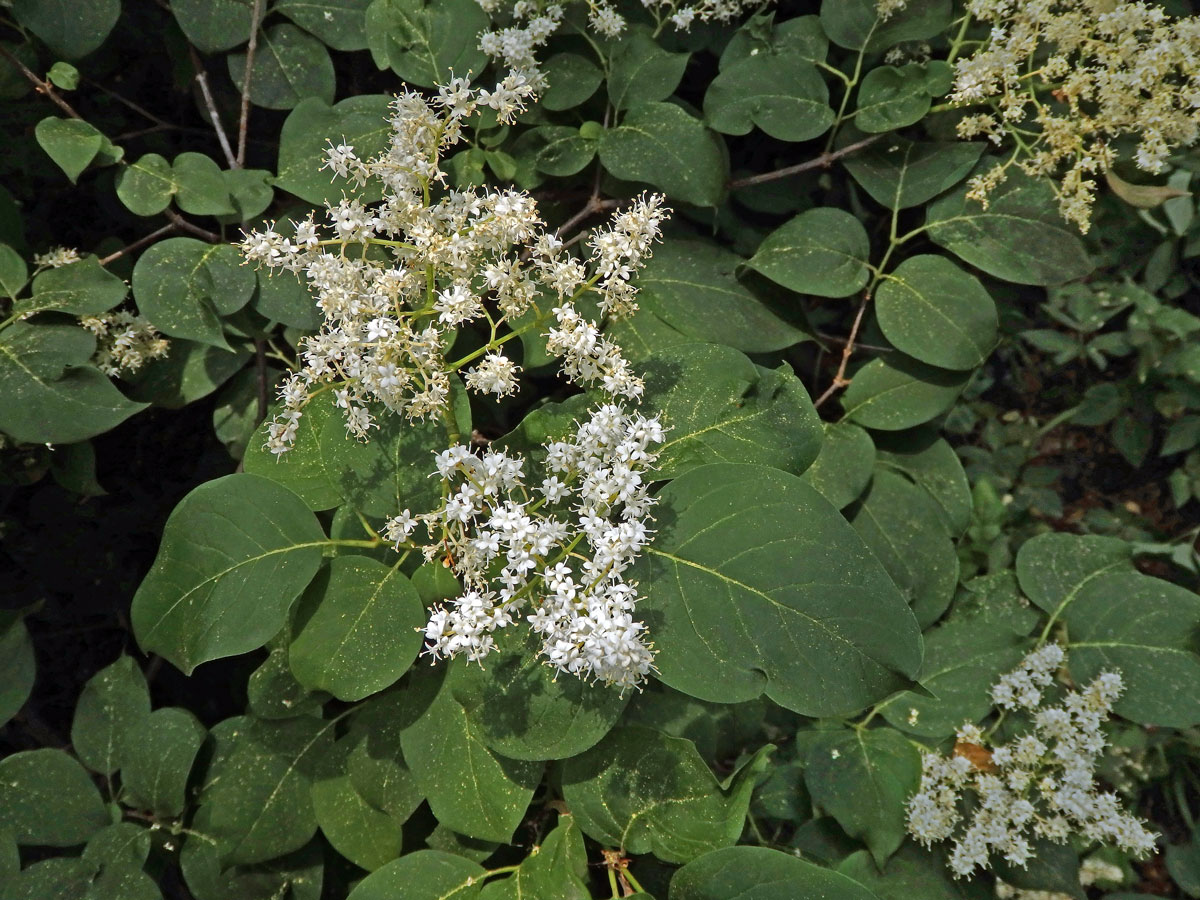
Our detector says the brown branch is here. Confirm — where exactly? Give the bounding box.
[813,292,871,409]
[188,48,237,169]
[236,0,266,168]
[98,223,178,265]
[0,43,83,120]
[729,134,884,190]
[163,208,221,242]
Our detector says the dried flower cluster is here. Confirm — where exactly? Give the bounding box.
[477,0,766,85]
[240,77,668,688]
[79,311,170,376]
[951,0,1200,231]
[907,644,1157,878]
[33,247,82,269]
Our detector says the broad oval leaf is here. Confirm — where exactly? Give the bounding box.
[70,655,150,776]
[704,40,833,141]
[0,749,108,846]
[747,207,871,298]
[671,845,882,900]
[348,850,484,900]
[561,726,772,863]
[926,164,1093,286]
[843,137,984,210]
[119,707,207,818]
[171,0,261,52]
[24,257,127,316]
[599,103,727,208]
[820,0,951,52]
[800,422,876,509]
[276,95,394,205]
[131,473,326,674]
[228,23,336,110]
[841,354,970,430]
[289,557,425,701]
[365,0,487,88]
[633,463,923,716]
[607,28,689,111]
[10,0,120,58]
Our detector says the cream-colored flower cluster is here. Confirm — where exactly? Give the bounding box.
[951,0,1200,231]
[907,644,1156,878]
[477,0,766,84]
[79,311,170,377]
[241,77,669,687]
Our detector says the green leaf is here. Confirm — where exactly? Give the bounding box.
[193,715,335,865]
[401,671,544,843]
[172,0,261,52]
[855,64,934,133]
[221,169,276,222]
[347,850,484,900]
[0,618,35,726]
[277,0,371,50]
[704,35,833,141]
[800,422,875,509]
[47,62,80,91]
[248,644,327,720]
[0,749,108,846]
[805,728,922,865]
[844,137,984,210]
[671,845,883,899]
[721,14,828,69]
[532,126,596,177]
[599,102,727,208]
[229,23,336,110]
[1016,533,1200,727]
[244,388,456,516]
[841,354,970,430]
[837,844,993,900]
[131,473,326,674]
[21,257,127,316]
[607,28,689,111]
[35,117,103,184]
[10,0,120,58]
[71,656,150,776]
[820,0,951,52]
[289,557,424,701]
[632,463,923,716]
[131,237,255,349]
[441,628,630,761]
[344,694,426,821]
[877,610,1029,739]
[478,814,590,900]
[562,726,771,863]
[311,773,404,871]
[874,429,972,535]
[254,269,322,330]
[747,207,871,298]
[365,0,487,88]
[540,53,602,111]
[276,95,394,205]
[609,238,807,359]
[180,838,324,900]
[172,153,235,217]
[2,858,98,899]
[116,153,177,216]
[926,163,1093,286]
[0,243,26,299]
[0,321,147,444]
[848,469,959,628]
[642,342,821,479]
[119,707,206,818]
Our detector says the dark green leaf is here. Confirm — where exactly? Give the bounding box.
[844,137,984,209]
[841,354,970,430]
[0,749,108,846]
[365,0,488,88]
[347,850,484,900]
[607,29,689,111]
[0,618,34,726]
[800,422,876,509]
[747,207,871,298]
[71,656,150,776]
[277,95,394,205]
[131,473,326,674]
[632,463,923,715]
[229,24,336,110]
[820,0,951,52]
[172,0,261,52]
[35,117,104,184]
[671,845,883,899]
[172,153,235,217]
[116,154,177,216]
[20,257,127,317]
[540,53,602,111]
[120,707,206,818]
[11,0,120,58]
[277,0,371,50]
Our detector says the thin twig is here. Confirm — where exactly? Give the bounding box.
[729,134,884,190]
[188,48,237,168]
[236,0,265,168]
[98,223,178,265]
[0,43,82,119]
[813,292,871,409]
[164,208,221,242]
[84,76,173,127]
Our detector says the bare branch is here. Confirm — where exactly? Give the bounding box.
[236,0,266,168]
[729,134,883,190]
[98,223,178,265]
[188,48,237,168]
[0,44,83,120]
[163,208,221,243]
[813,292,871,409]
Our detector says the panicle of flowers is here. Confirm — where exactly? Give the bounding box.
[79,310,170,376]
[239,73,665,456]
[477,0,767,83]
[949,0,1200,231]
[876,0,909,22]
[413,401,663,688]
[906,644,1157,878]
[33,247,82,269]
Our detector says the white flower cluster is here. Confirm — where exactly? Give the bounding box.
[403,402,662,687]
[79,310,170,376]
[907,644,1157,878]
[241,77,669,689]
[477,0,767,83]
[240,75,665,455]
[951,0,1200,231]
[33,247,82,269]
